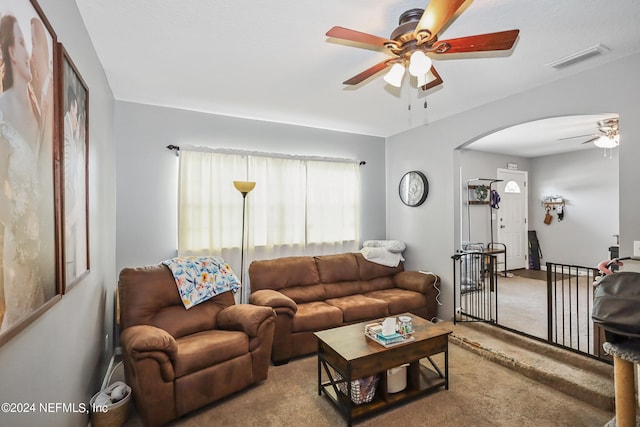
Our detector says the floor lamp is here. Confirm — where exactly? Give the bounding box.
[233,181,256,303]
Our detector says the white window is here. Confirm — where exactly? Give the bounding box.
[504,180,521,193]
[176,150,360,291]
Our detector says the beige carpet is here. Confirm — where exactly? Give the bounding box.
[497,275,548,339]
[496,274,595,354]
[511,268,574,281]
[114,343,612,427]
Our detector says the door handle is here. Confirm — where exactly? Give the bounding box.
[500,225,506,228]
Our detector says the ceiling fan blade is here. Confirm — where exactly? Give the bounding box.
[415,0,466,43]
[326,26,396,49]
[434,30,520,54]
[420,65,443,91]
[343,59,395,85]
[558,133,599,141]
[582,137,600,145]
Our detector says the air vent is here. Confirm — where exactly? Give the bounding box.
[547,44,609,70]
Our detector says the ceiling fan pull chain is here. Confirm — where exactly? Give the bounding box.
[404,69,411,112]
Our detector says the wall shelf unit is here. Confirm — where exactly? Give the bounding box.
[542,201,565,209]
[465,178,502,244]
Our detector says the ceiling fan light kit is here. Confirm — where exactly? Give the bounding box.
[408,50,432,77]
[594,134,619,149]
[417,70,435,88]
[326,0,519,91]
[383,63,406,87]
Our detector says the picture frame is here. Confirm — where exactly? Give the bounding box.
[60,45,89,292]
[0,0,63,346]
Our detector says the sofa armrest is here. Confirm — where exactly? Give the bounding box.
[217,304,276,337]
[249,289,297,317]
[121,325,177,381]
[394,271,439,294]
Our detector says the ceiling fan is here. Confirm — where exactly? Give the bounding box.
[326,0,520,90]
[559,117,620,148]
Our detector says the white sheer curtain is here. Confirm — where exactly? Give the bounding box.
[177,149,360,303]
[305,160,360,254]
[177,150,246,260]
[248,156,307,259]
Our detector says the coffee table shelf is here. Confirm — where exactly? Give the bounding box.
[315,314,452,426]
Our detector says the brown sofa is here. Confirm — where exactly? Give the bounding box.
[248,252,439,364]
[118,264,276,427]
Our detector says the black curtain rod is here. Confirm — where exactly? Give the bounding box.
[165,144,365,165]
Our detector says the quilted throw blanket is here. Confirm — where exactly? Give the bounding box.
[162,256,240,309]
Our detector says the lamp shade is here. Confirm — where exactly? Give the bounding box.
[408,50,432,77]
[233,181,256,194]
[383,63,405,87]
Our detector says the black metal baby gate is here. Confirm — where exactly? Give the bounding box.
[544,262,607,360]
[452,251,498,324]
[452,255,610,362]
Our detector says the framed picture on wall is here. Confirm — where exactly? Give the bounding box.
[0,0,63,345]
[61,45,89,291]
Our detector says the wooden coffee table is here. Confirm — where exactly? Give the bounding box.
[314,314,452,426]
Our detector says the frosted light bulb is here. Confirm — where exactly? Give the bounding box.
[408,51,432,77]
[383,63,405,87]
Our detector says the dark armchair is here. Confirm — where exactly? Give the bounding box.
[118,264,276,426]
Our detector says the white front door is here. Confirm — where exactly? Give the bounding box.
[496,169,528,270]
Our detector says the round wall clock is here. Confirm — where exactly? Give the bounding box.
[399,171,429,207]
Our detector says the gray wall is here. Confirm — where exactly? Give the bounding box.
[387,52,640,320]
[529,148,619,267]
[115,102,387,273]
[0,1,116,427]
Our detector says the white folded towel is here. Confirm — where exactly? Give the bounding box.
[363,240,406,253]
[359,247,404,267]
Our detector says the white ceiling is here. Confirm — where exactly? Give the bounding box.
[76,0,640,153]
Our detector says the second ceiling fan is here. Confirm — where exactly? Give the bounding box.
[559,117,620,148]
[326,0,520,90]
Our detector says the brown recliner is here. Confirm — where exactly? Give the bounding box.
[118,264,276,427]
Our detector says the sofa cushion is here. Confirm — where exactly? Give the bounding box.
[364,288,428,316]
[323,281,365,299]
[325,295,389,322]
[355,253,404,281]
[249,256,320,291]
[173,330,248,378]
[315,253,360,283]
[280,284,326,304]
[359,276,395,292]
[292,302,343,332]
